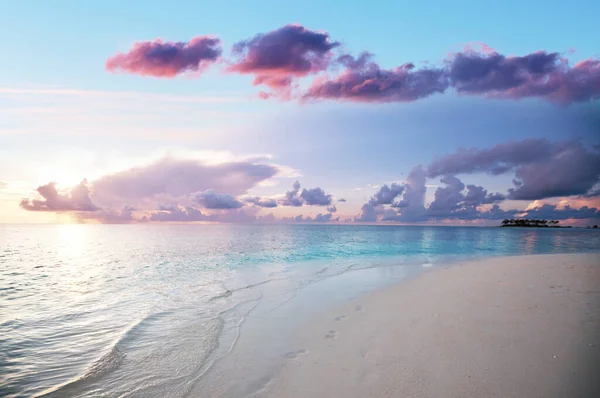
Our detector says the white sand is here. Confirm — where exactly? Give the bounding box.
[262,253,600,397]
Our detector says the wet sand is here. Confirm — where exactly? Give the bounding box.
[262,253,600,397]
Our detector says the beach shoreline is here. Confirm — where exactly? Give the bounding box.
[260,253,600,398]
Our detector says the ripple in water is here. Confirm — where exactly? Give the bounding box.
[1,224,598,397]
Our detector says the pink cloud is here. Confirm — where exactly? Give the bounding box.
[106,36,221,77]
[20,181,98,212]
[304,46,600,104]
[304,53,448,103]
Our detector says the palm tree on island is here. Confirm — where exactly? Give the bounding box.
[501,219,564,228]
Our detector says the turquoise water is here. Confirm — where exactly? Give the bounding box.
[1,225,599,397]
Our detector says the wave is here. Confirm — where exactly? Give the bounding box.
[209,278,281,302]
[34,312,169,397]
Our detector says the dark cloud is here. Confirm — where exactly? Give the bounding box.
[425,176,506,220]
[20,181,98,212]
[300,187,332,206]
[196,189,243,209]
[91,157,279,208]
[303,47,600,104]
[523,204,600,220]
[428,139,600,200]
[448,50,600,103]
[326,205,337,213]
[368,183,405,206]
[229,24,339,98]
[337,198,347,202]
[280,180,303,206]
[280,181,333,207]
[245,196,278,208]
[106,36,221,77]
[304,53,448,103]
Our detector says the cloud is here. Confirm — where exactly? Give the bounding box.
[303,47,600,104]
[149,206,212,222]
[245,196,278,208]
[447,50,600,103]
[368,183,405,206]
[20,181,98,212]
[280,181,334,207]
[522,203,600,220]
[355,203,381,222]
[338,198,347,202]
[291,213,340,222]
[19,154,286,223]
[146,205,272,223]
[77,206,137,224]
[391,166,428,221]
[281,180,303,206]
[228,24,339,98]
[196,189,244,209]
[428,139,600,200]
[91,156,279,208]
[425,176,506,220]
[327,205,337,213]
[304,53,448,103]
[106,36,221,77]
[356,167,426,222]
[356,170,509,222]
[300,187,332,206]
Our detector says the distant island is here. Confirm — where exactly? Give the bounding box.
[500,219,572,228]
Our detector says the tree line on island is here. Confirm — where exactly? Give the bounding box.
[500,219,565,228]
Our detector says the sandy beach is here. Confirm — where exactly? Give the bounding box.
[262,253,600,398]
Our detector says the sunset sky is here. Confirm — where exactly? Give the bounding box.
[1,0,599,224]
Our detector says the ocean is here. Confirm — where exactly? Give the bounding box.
[1,224,599,397]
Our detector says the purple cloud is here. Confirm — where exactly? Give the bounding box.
[229,24,339,98]
[280,181,334,207]
[291,213,340,222]
[303,47,600,104]
[356,166,427,222]
[147,205,272,223]
[20,181,98,212]
[300,187,332,206]
[196,189,243,209]
[356,169,510,222]
[245,196,278,208]
[425,176,506,220]
[368,183,405,206]
[304,53,448,103]
[337,198,347,202]
[428,139,600,200]
[448,50,600,103]
[521,204,600,220]
[106,36,221,77]
[326,205,337,213]
[91,157,279,209]
[77,206,137,224]
[281,181,303,206]
[149,206,212,222]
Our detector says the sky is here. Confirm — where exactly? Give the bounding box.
[1,0,599,225]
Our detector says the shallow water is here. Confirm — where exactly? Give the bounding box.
[1,224,599,397]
